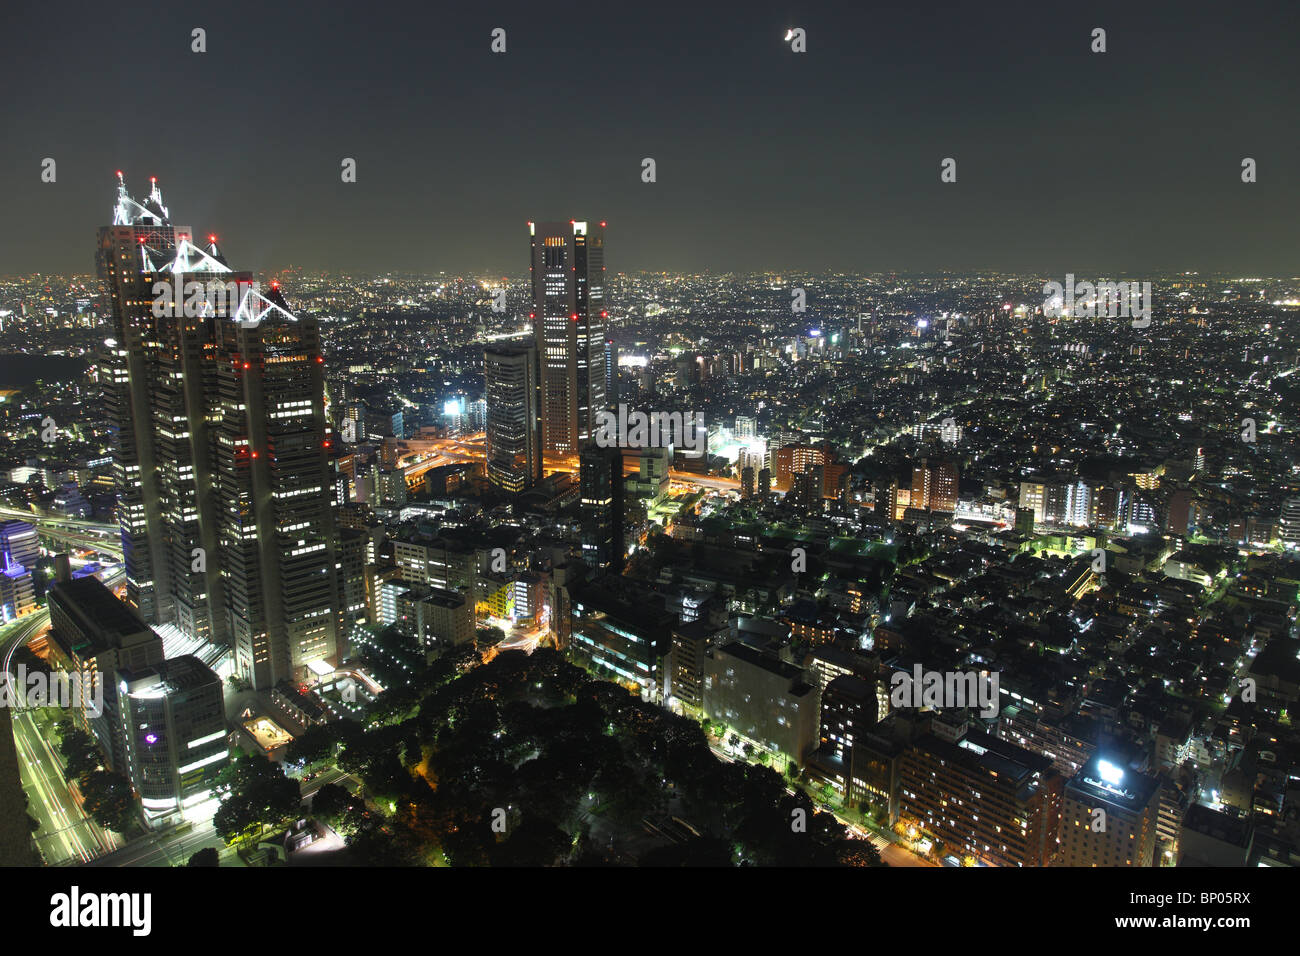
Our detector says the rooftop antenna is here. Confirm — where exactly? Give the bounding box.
[148,176,169,220]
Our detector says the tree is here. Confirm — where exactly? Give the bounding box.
[80,771,136,833]
[212,756,302,845]
[58,726,103,782]
[186,847,219,867]
[311,783,355,826]
[286,724,343,767]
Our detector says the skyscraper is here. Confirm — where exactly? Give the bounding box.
[529,220,607,453]
[579,444,623,573]
[97,175,342,688]
[484,344,541,493]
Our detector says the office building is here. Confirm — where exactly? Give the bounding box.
[579,444,624,573]
[570,577,674,700]
[98,176,342,688]
[397,585,475,657]
[0,521,38,573]
[484,344,541,494]
[116,655,228,828]
[1058,754,1161,867]
[46,576,165,770]
[529,220,607,453]
[703,642,820,770]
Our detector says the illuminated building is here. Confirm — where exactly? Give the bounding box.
[97,175,342,688]
[396,585,474,657]
[899,723,1062,867]
[669,619,722,711]
[570,578,673,700]
[47,575,164,771]
[702,642,819,769]
[1280,496,1300,548]
[116,655,228,828]
[529,220,607,453]
[484,344,541,494]
[910,458,958,513]
[0,521,38,572]
[579,444,624,573]
[1058,755,1160,867]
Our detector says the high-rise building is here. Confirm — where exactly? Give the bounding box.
[1058,754,1160,867]
[529,220,607,453]
[741,465,755,499]
[116,655,228,828]
[98,176,342,689]
[604,338,618,406]
[819,674,878,762]
[484,344,541,493]
[1280,496,1300,549]
[579,444,623,573]
[898,724,1062,867]
[0,521,38,573]
[46,576,165,771]
[910,459,959,513]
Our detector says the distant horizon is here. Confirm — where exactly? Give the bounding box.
[8,265,1300,282]
[4,0,1298,276]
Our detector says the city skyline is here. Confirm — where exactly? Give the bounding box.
[0,0,1296,893]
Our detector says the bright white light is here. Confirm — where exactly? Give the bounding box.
[1097,759,1124,786]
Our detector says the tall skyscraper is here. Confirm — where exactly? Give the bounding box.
[579,444,623,573]
[529,220,607,453]
[484,344,541,493]
[97,175,342,688]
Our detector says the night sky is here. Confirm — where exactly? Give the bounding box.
[3,0,1297,276]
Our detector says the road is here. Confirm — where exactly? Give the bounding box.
[391,433,763,498]
[1,608,120,864]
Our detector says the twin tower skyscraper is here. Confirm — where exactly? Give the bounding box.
[485,220,608,493]
[97,175,342,690]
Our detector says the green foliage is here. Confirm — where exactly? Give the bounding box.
[80,770,136,832]
[186,847,219,867]
[325,645,865,867]
[212,754,302,845]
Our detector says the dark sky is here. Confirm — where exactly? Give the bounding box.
[3,0,1297,277]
